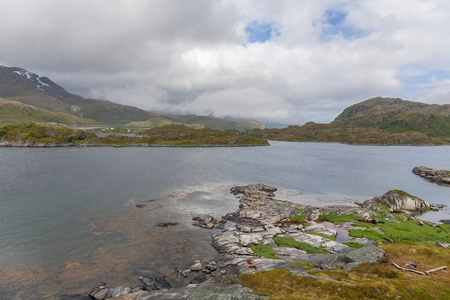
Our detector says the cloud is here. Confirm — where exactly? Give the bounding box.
[0,0,449,124]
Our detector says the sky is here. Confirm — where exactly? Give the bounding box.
[1,0,450,124]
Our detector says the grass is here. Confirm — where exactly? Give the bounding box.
[388,189,418,198]
[342,242,364,248]
[318,213,362,225]
[307,232,336,241]
[249,244,281,260]
[349,221,450,243]
[273,237,329,254]
[241,242,450,299]
[289,213,307,223]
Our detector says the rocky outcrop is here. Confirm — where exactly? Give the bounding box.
[361,190,430,212]
[412,166,450,186]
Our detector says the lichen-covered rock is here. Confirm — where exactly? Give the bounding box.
[361,190,430,212]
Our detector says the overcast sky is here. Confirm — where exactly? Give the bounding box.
[1,0,450,124]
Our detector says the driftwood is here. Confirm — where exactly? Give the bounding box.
[392,263,448,275]
[392,263,427,275]
[425,266,447,275]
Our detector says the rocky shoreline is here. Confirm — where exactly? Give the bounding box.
[412,166,450,186]
[77,184,442,300]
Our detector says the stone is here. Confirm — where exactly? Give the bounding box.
[188,260,203,271]
[240,226,252,233]
[412,166,450,186]
[361,190,430,212]
[205,260,217,271]
[139,276,171,291]
[88,287,109,300]
[180,269,191,277]
[440,219,450,224]
[436,242,450,248]
[111,286,132,298]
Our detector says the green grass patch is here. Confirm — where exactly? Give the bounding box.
[349,221,450,243]
[318,212,361,224]
[388,189,418,198]
[289,262,315,270]
[289,213,307,223]
[273,237,329,254]
[307,232,336,241]
[349,228,386,241]
[249,244,281,260]
[352,222,375,228]
[342,242,364,248]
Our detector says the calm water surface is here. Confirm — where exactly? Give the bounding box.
[0,142,448,298]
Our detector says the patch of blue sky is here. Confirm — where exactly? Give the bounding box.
[398,68,450,98]
[320,9,370,41]
[245,21,280,43]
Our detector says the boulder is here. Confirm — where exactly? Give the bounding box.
[188,260,203,271]
[361,190,430,212]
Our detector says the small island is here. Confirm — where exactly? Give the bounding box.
[413,166,450,187]
[0,123,269,147]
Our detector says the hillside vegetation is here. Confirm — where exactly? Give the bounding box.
[125,117,204,129]
[0,99,98,126]
[258,97,450,145]
[0,123,268,147]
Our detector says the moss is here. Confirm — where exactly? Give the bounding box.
[289,262,315,270]
[249,244,281,260]
[273,237,329,254]
[342,242,364,248]
[318,213,361,225]
[349,228,386,241]
[289,213,307,223]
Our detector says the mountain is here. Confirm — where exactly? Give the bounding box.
[0,66,264,130]
[259,97,450,145]
[0,66,155,124]
[333,97,450,137]
[0,99,98,125]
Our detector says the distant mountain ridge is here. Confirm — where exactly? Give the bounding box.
[0,66,264,130]
[260,97,450,145]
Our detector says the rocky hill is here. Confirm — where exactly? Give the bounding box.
[0,66,264,130]
[259,97,450,145]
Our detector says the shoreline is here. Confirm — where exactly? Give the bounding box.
[81,184,449,299]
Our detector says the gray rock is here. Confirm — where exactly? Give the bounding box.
[88,287,109,300]
[111,286,131,298]
[436,242,450,248]
[412,166,450,186]
[361,190,430,212]
[343,246,385,264]
[188,260,203,271]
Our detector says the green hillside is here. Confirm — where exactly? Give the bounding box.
[0,99,98,126]
[258,97,450,145]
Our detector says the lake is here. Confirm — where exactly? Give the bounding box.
[0,142,449,298]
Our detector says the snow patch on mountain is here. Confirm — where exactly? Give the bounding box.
[12,68,51,91]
